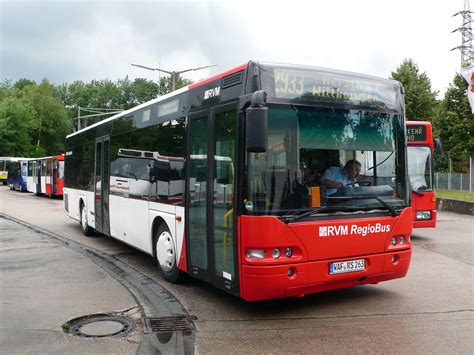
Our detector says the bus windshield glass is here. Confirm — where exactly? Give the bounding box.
[245,105,408,216]
[407,146,432,191]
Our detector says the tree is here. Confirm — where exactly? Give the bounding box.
[158,73,192,96]
[55,77,163,129]
[17,79,71,156]
[14,78,36,91]
[390,59,439,121]
[0,96,36,156]
[433,73,474,172]
[117,77,160,109]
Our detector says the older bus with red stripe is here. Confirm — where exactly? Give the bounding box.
[64,61,412,301]
[27,155,65,197]
[406,121,439,228]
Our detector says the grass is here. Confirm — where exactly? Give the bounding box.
[435,189,474,202]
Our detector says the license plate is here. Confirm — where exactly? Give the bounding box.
[329,259,365,275]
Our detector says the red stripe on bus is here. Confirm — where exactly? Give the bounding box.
[188,63,248,89]
[178,227,188,272]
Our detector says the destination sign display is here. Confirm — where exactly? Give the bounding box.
[263,67,400,110]
[406,124,427,142]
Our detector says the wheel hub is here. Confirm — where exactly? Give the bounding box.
[156,231,175,272]
[81,208,87,229]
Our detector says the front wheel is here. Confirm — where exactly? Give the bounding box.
[154,224,184,283]
[80,203,94,236]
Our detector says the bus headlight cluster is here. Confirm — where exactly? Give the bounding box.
[390,235,408,246]
[246,247,294,259]
[272,247,294,259]
[416,211,431,220]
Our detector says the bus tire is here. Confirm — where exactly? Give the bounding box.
[154,223,183,283]
[80,203,93,236]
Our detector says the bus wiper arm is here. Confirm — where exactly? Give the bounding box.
[283,206,329,223]
[326,195,399,217]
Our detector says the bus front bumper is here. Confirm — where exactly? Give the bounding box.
[240,249,411,301]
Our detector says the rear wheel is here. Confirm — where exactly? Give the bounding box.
[80,203,93,236]
[154,223,183,283]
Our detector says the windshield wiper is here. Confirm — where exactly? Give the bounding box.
[282,206,330,223]
[326,195,399,216]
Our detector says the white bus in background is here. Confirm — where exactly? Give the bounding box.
[189,154,234,204]
[110,148,185,204]
[27,159,41,194]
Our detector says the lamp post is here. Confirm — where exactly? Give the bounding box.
[131,63,217,91]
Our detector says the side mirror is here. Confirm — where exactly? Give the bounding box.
[246,90,268,153]
[434,137,442,154]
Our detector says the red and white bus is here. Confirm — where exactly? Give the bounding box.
[406,121,440,228]
[27,155,65,198]
[64,61,412,301]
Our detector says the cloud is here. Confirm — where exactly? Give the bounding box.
[0,0,466,97]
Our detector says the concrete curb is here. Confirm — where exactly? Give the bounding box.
[436,198,474,216]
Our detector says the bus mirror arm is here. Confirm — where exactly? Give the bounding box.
[246,90,268,153]
[149,166,159,183]
[412,189,425,196]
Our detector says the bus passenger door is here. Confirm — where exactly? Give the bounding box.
[94,136,111,235]
[210,106,239,295]
[187,111,211,283]
[34,161,41,194]
[187,105,239,296]
[40,161,46,194]
[52,159,58,196]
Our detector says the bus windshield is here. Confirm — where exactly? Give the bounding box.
[407,146,432,191]
[245,105,408,216]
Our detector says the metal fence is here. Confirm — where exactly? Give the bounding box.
[434,172,473,192]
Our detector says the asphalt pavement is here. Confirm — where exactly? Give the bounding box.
[0,215,141,354]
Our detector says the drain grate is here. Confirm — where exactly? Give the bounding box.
[63,314,135,338]
[144,315,194,333]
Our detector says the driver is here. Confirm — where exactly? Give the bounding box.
[320,159,361,196]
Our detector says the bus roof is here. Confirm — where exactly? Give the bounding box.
[67,86,189,138]
[67,60,405,140]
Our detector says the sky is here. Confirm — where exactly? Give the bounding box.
[0,0,468,98]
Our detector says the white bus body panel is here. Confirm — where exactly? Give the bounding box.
[26,176,35,193]
[63,188,95,228]
[64,188,184,266]
[147,202,185,264]
[41,176,47,194]
[109,195,152,254]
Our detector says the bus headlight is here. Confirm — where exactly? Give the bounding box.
[390,237,398,246]
[272,248,281,259]
[416,211,431,220]
[246,249,267,259]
